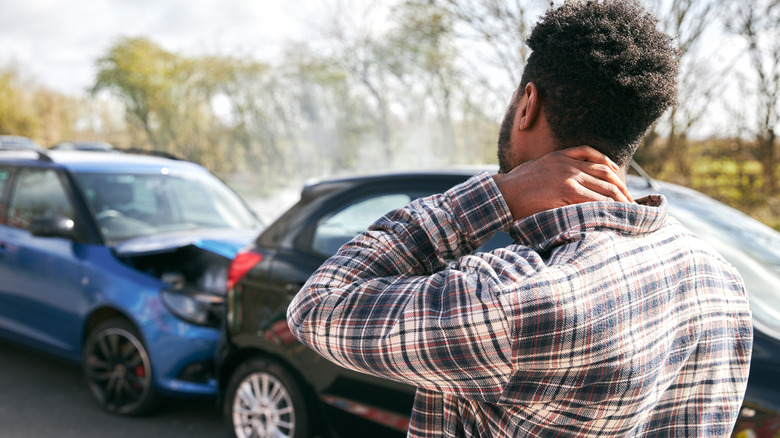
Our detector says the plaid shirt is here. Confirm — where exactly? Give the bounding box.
[288,171,753,437]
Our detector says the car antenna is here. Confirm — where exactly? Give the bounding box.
[629,160,660,190]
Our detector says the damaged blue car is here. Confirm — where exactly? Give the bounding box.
[0,149,262,415]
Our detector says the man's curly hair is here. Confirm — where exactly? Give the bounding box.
[522,0,678,166]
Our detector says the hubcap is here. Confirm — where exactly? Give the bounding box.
[84,327,151,414]
[233,372,295,438]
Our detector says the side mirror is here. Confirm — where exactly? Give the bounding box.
[30,215,77,240]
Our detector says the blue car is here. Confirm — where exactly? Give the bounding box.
[0,149,262,415]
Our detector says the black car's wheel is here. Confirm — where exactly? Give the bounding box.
[225,358,309,438]
[82,318,156,415]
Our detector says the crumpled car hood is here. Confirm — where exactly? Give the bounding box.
[112,229,255,259]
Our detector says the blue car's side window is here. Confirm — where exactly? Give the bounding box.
[7,168,74,231]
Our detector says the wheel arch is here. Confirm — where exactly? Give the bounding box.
[219,346,313,398]
[82,306,138,344]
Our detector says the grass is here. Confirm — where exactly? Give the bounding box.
[649,139,780,231]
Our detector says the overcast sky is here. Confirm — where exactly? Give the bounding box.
[0,0,753,139]
[0,0,322,95]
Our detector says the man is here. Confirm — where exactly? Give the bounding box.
[288,0,753,436]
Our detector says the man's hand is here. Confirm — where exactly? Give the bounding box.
[493,146,634,221]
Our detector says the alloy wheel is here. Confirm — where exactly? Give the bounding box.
[83,321,153,415]
[232,371,297,438]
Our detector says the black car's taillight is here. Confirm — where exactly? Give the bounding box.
[227,250,263,291]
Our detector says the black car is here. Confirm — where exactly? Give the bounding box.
[218,167,780,438]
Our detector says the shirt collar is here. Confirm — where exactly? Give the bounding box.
[509,195,668,252]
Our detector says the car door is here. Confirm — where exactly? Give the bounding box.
[267,187,454,433]
[0,166,87,358]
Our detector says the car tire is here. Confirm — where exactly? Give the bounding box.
[82,318,156,415]
[225,357,310,438]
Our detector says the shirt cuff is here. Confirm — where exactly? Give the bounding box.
[448,171,514,248]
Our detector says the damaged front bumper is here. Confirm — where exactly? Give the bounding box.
[108,229,255,396]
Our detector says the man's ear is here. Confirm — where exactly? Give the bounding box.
[518,82,541,130]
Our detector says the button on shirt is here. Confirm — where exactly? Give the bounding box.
[287,171,753,437]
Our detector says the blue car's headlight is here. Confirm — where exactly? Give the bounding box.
[161,289,225,327]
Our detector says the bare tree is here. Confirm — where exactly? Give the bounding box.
[425,0,549,111]
[305,0,397,162]
[726,0,780,196]
[635,0,727,181]
[298,0,478,169]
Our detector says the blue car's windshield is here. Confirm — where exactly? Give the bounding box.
[74,171,260,242]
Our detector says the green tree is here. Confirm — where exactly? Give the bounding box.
[93,37,178,149]
[92,37,228,169]
[30,87,79,146]
[0,66,40,138]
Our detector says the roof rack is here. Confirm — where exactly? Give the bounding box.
[0,148,53,162]
[119,148,183,161]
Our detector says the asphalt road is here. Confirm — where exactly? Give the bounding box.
[0,339,224,438]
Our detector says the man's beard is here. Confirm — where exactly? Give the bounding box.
[496,100,518,174]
